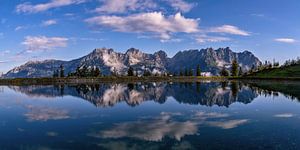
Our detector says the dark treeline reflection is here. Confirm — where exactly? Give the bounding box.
[8,81,299,108]
[246,81,300,101]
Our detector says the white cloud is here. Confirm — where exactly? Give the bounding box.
[160,38,183,43]
[41,19,57,26]
[22,36,68,52]
[64,13,75,16]
[209,25,250,36]
[274,113,294,118]
[85,12,199,40]
[164,0,195,13]
[94,0,157,14]
[70,37,105,42]
[15,26,27,31]
[16,0,87,13]
[94,0,194,14]
[274,38,297,43]
[196,35,230,43]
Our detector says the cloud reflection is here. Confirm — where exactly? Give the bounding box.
[24,105,70,122]
[46,131,59,137]
[274,113,295,118]
[89,111,249,141]
[206,119,249,129]
[89,112,198,141]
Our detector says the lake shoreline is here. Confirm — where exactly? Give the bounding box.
[1,76,300,85]
[0,76,227,85]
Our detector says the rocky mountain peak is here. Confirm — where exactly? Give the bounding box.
[93,48,115,54]
[126,48,141,54]
[154,50,167,58]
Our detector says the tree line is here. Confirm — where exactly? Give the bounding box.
[53,65,203,78]
[53,60,246,78]
[53,65,101,78]
[244,57,300,75]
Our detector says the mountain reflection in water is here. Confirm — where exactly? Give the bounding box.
[8,81,299,108]
[1,81,300,150]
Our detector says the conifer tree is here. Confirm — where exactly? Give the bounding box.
[143,70,151,76]
[184,68,189,76]
[231,59,238,76]
[238,67,243,76]
[53,70,59,78]
[173,71,177,76]
[196,65,201,76]
[82,66,88,77]
[179,68,184,76]
[220,66,229,76]
[95,67,100,77]
[60,65,64,78]
[189,68,193,76]
[127,66,134,76]
[135,68,139,76]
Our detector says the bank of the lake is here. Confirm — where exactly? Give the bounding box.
[1,76,300,85]
[0,76,228,85]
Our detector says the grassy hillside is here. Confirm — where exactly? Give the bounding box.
[247,64,300,78]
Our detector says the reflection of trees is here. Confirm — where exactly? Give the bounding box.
[54,85,65,96]
[196,82,201,93]
[221,82,228,90]
[13,81,300,107]
[8,81,262,108]
[230,82,239,99]
[170,82,256,107]
[67,83,169,107]
[246,81,300,101]
[127,83,134,91]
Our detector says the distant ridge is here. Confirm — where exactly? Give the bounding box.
[3,47,261,78]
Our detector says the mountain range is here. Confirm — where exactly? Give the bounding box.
[2,47,261,78]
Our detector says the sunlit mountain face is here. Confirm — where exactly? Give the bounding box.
[1,81,300,149]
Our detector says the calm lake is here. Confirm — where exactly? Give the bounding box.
[0,81,300,150]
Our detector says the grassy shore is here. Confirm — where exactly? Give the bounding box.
[0,76,228,85]
[1,76,300,85]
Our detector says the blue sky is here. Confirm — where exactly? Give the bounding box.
[0,0,300,73]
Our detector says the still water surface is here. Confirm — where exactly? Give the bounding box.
[0,81,300,150]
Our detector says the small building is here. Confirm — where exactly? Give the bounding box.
[201,72,213,77]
